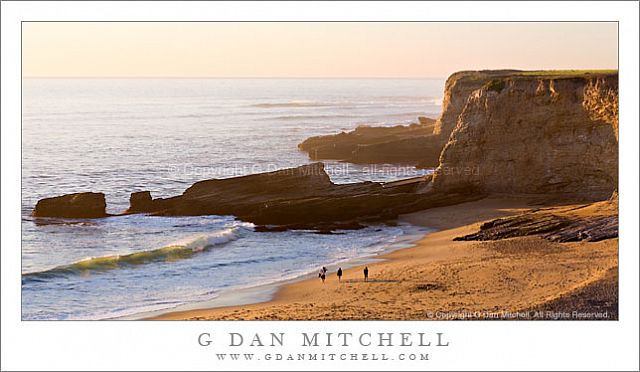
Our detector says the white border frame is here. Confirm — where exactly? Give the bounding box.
[2,2,638,371]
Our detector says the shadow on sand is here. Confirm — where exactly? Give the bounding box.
[343,279,400,284]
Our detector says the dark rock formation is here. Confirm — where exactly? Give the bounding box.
[254,221,367,233]
[127,191,154,213]
[33,192,107,218]
[454,205,618,243]
[349,136,442,167]
[298,119,442,168]
[543,215,618,242]
[36,163,483,229]
[123,163,485,229]
[417,116,433,125]
[455,214,571,241]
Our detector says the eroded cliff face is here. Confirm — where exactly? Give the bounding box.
[432,70,521,140]
[432,73,618,198]
[583,77,619,140]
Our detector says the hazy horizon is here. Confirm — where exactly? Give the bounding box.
[23,76,450,79]
[21,71,619,79]
[22,22,618,78]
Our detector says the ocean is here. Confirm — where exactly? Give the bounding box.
[21,78,445,320]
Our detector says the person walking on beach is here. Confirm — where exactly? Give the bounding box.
[337,267,343,282]
[319,268,326,284]
[363,266,369,282]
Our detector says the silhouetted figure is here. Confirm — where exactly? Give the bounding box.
[363,266,369,282]
[319,268,326,284]
[322,266,327,274]
[337,267,343,282]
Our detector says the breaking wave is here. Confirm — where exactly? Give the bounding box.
[22,227,246,282]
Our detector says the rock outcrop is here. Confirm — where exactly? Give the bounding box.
[454,198,618,243]
[127,191,154,213]
[298,119,441,168]
[432,71,618,199]
[455,213,618,243]
[348,135,443,166]
[33,192,107,218]
[121,163,483,229]
[32,163,483,229]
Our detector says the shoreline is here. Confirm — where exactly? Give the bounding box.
[119,223,430,320]
[148,196,619,321]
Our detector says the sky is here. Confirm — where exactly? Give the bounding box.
[22,22,618,78]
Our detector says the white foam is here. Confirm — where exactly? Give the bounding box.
[175,224,252,252]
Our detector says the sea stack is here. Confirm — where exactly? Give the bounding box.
[127,191,155,213]
[32,192,108,218]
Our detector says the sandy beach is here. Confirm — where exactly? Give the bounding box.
[150,196,618,320]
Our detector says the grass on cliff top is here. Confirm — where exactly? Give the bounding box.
[453,69,617,82]
[515,70,618,78]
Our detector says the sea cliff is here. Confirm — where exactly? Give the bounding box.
[432,71,618,198]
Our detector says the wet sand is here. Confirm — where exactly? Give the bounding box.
[150,196,618,320]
